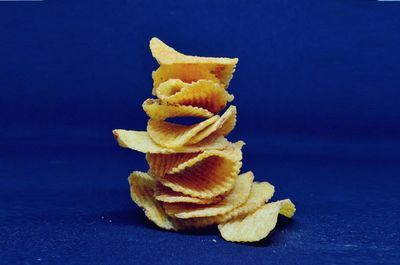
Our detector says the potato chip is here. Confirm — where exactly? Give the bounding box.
[147,115,218,148]
[186,105,236,145]
[146,142,243,198]
[128,171,177,230]
[155,184,224,204]
[152,65,219,95]
[142,99,213,121]
[150,38,238,94]
[218,199,296,242]
[146,141,242,176]
[150,37,238,65]
[219,181,275,222]
[113,129,230,154]
[174,181,275,229]
[162,171,253,219]
[147,106,236,148]
[155,79,234,114]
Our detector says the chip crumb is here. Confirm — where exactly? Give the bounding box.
[212,239,217,243]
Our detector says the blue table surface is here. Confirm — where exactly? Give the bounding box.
[1,131,399,264]
[1,1,400,264]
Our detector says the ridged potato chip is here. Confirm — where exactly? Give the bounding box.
[162,171,253,219]
[187,105,236,145]
[150,37,238,66]
[147,115,218,148]
[175,181,275,229]
[155,79,234,114]
[155,184,223,204]
[113,129,230,154]
[146,142,243,198]
[150,38,238,95]
[147,141,242,176]
[128,171,177,230]
[218,199,296,242]
[218,182,275,221]
[147,106,236,148]
[152,65,219,95]
[143,99,213,121]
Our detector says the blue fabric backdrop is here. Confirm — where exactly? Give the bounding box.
[1,1,399,264]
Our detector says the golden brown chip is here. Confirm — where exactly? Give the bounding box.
[143,99,213,121]
[218,199,296,242]
[147,106,237,148]
[113,129,230,154]
[187,105,236,145]
[219,181,275,222]
[175,181,275,229]
[128,171,177,230]
[162,171,254,219]
[146,142,243,199]
[152,65,219,95]
[150,38,238,95]
[155,79,234,114]
[150,37,238,65]
[155,184,223,204]
[147,115,218,148]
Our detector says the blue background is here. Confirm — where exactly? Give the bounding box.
[1,1,399,264]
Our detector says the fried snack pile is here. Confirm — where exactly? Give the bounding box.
[113,38,295,242]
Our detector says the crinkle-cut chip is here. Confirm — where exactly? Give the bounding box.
[113,129,230,154]
[219,182,275,222]
[226,141,245,161]
[150,37,238,65]
[143,99,213,121]
[152,65,219,95]
[147,115,218,148]
[187,106,236,145]
[163,171,254,219]
[146,141,242,176]
[174,181,275,229]
[146,142,243,199]
[147,106,237,148]
[150,38,238,95]
[128,171,177,230]
[218,199,296,242]
[155,184,223,205]
[155,79,234,114]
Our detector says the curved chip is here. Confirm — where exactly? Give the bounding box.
[155,184,224,205]
[143,99,213,121]
[150,37,238,65]
[175,181,275,229]
[146,142,243,199]
[150,38,238,95]
[219,181,275,222]
[155,79,234,114]
[147,105,237,148]
[113,129,230,154]
[187,105,236,145]
[163,171,254,219]
[218,199,296,242]
[128,171,177,230]
[152,65,219,95]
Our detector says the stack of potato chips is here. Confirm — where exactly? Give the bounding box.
[113,38,295,242]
